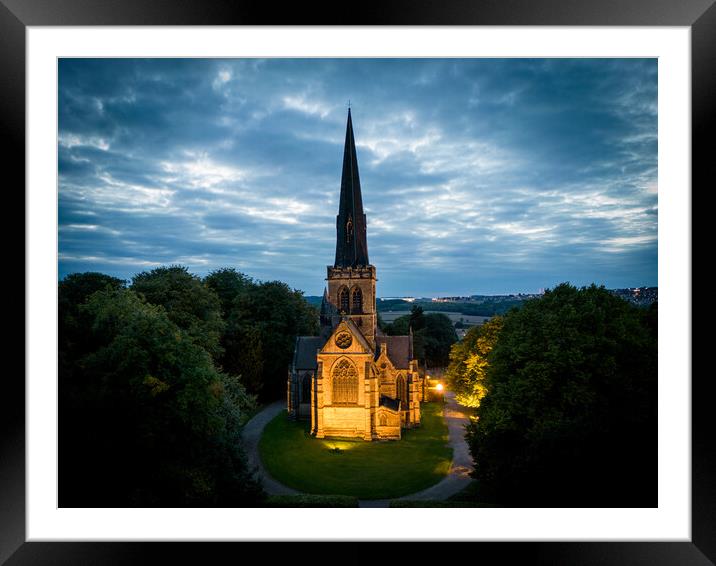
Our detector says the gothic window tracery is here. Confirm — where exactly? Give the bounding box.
[396,375,407,404]
[339,288,349,313]
[332,359,358,404]
[352,287,363,313]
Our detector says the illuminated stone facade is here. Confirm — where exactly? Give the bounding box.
[287,109,423,440]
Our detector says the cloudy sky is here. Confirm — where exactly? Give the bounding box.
[58,58,657,296]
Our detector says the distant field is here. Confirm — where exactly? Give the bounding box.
[378,298,525,317]
[380,310,490,326]
[304,295,525,320]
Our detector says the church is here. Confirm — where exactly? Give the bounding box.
[287,109,424,440]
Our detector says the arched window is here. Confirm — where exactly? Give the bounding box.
[301,373,311,402]
[379,414,387,426]
[332,359,358,404]
[339,288,349,313]
[396,375,407,403]
[352,287,363,313]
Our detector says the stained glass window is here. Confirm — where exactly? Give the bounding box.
[332,359,358,404]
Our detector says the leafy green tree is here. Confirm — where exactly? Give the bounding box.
[59,272,127,399]
[60,287,262,506]
[465,283,657,506]
[204,267,263,388]
[409,305,425,331]
[131,265,224,360]
[229,280,319,400]
[421,313,459,367]
[446,317,503,407]
[386,314,424,362]
[204,268,254,317]
[222,320,265,395]
[386,314,410,336]
[386,311,457,368]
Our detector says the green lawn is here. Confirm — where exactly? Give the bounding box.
[259,402,452,500]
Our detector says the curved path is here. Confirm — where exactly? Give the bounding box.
[241,391,474,506]
[242,400,300,496]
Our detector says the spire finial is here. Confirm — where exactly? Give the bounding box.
[348,99,351,111]
[334,104,368,268]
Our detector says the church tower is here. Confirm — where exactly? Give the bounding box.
[288,107,422,440]
[326,109,378,346]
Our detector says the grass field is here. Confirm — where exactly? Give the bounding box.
[259,402,452,500]
[379,310,490,326]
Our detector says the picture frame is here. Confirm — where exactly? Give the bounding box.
[6,0,709,563]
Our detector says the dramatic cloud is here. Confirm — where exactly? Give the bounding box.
[58,58,657,296]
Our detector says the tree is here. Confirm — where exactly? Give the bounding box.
[386,314,411,336]
[59,272,127,403]
[465,283,657,506]
[204,268,263,389]
[131,265,224,360]
[204,268,254,317]
[421,313,459,368]
[386,311,457,368]
[59,287,263,506]
[409,305,425,331]
[229,280,319,400]
[222,319,265,395]
[446,317,503,407]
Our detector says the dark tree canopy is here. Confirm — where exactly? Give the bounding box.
[465,283,657,507]
[58,266,325,506]
[131,265,225,360]
[59,272,127,388]
[229,280,319,400]
[59,286,262,507]
[204,268,254,317]
[421,313,459,368]
[386,310,457,368]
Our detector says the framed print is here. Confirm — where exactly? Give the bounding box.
[6,0,711,563]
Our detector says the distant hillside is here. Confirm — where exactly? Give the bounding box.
[306,288,657,318]
[305,296,323,308]
[377,299,525,317]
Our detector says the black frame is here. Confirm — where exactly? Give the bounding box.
[5,1,710,563]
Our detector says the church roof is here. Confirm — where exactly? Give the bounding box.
[293,336,324,370]
[375,335,413,369]
[334,108,370,268]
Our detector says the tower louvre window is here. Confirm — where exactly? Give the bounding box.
[339,288,349,313]
[352,287,363,313]
[332,359,358,404]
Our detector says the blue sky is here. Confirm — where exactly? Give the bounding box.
[58,58,657,296]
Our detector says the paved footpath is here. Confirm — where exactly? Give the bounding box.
[242,400,300,496]
[241,391,474,506]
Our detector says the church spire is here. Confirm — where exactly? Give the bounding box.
[334,108,369,268]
